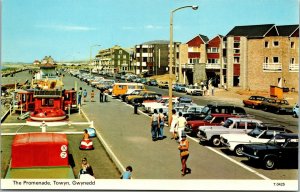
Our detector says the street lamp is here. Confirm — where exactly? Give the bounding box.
[168,5,198,125]
[90,44,101,74]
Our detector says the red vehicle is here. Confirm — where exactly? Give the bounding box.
[14,89,35,112]
[63,90,78,112]
[184,113,236,136]
[30,90,67,121]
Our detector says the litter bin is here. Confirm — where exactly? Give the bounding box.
[134,103,138,114]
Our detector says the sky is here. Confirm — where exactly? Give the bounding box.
[1,0,299,63]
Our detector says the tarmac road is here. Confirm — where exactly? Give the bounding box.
[63,72,298,180]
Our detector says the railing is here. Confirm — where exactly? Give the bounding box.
[206,63,221,69]
[263,63,282,71]
[289,63,299,72]
[34,90,62,97]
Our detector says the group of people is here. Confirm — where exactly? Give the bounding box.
[77,87,109,105]
[150,108,165,141]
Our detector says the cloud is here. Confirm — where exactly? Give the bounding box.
[144,25,163,29]
[35,24,96,31]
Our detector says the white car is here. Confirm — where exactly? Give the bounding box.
[142,97,178,113]
[197,117,263,147]
[220,126,289,156]
[185,85,203,96]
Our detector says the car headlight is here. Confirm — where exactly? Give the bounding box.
[253,149,258,156]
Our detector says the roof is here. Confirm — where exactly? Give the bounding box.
[142,40,170,45]
[276,25,299,36]
[226,24,275,38]
[13,133,68,145]
[199,34,209,44]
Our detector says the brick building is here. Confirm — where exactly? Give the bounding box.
[226,24,299,91]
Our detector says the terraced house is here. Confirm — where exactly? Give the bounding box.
[225,24,299,91]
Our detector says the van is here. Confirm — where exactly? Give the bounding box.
[112,83,145,97]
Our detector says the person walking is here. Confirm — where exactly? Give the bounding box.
[177,112,187,142]
[83,89,87,102]
[99,88,104,102]
[158,108,165,140]
[104,89,109,102]
[120,166,133,179]
[150,109,160,141]
[169,109,178,140]
[90,90,95,102]
[78,87,83,106]
[178,132,189,176]
[211,85,215,96]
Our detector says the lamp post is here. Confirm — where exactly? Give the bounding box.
[168,5,198,125]
[90,44,101,74]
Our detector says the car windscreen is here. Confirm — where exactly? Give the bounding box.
[248,127,263,137]
[204,114,213,121]
[182,106,189,112]
[201,106,210,114]
[223,119,233,128]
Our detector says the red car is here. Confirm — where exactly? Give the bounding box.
[184,113,236,136]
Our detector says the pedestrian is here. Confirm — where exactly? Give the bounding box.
[177,112,187,142]
[120,166,133,179]
[203,85,207,96]
[90,90,95,102]
[78,87,83,106]
[158,108,165,140]
[178,132,189,176]
[150,109,160,141]
[99,88,104,102]
[83,89,87,102]
[79,157,94,178]
[211,85,215,96]
[104,89,109,102]
[169,109,178,140]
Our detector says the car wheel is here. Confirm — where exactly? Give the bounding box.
[234,145,244,156]
[264,157,276,170]
[292,112,298,118]
[211,136,221,147]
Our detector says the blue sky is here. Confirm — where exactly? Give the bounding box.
[2,0,299,63]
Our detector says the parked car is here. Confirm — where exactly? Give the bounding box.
[185,113,236,136]
[185,85,203,96]
[292,104,299,118]
[197,117,263,146]
[158,81,169,89]
[198,104,247,120]
[121,89,144,102]
[261,98,293,114]
[148,79,158,86]
[241,133,298,169]
[221,124,292,156]
[174,84,187,92]
[126,91,162,105]
[242,95,266,109]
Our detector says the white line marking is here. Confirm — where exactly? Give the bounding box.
[187,136,271,180]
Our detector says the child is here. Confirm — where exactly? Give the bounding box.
[120,166,133,179]
[90,90,95,102]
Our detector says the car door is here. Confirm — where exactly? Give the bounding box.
[281,139,298,165]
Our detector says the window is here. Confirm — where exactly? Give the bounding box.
[234,42,240,48]
[264,57,269,63]
[123,55,127,59]
[236,122,246,129]
[234,57,240,63]
[273,57,279,63]
[119,50,122,54]
[290,58,295,64]
[234,49,240,54]
[265,41,269,48]
[291,42,295,49]
[189,58,199,64]
[247,122,257,129]
[208,59,219,64]
[273,41,279,47]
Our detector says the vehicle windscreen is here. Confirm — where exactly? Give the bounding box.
[248,127,263,137]
[182,106,189,112]
[223,119,233,128]
[201,106,210,114]
[204,114,213,121]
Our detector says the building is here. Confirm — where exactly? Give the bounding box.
[33,60,41,65]
[41,56,55,65]
[95,45,130,74]
[226,24,299,91]
[179,34,209,85]
[134,40,180,76]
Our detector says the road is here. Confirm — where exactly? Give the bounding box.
[65,72,298,180]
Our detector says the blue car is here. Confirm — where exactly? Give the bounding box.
[174,84,187,92]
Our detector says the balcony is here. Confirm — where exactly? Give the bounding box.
[263,63,282,72]
[289,63,299,72]
[206,63,221,69]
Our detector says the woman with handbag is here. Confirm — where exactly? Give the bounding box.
[178,131,189,176]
